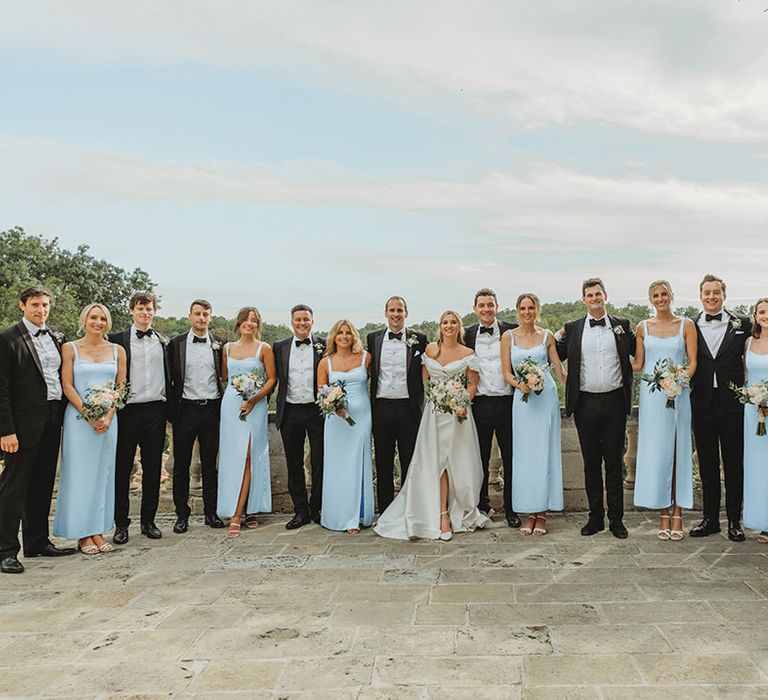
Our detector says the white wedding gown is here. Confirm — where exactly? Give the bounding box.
[374,354,491,540]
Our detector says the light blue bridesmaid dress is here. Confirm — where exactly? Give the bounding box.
[634,319,693,509]
[320,352,374,531]
[53,343,118,539]
[743,337,768,532]
[217,343,271,518]
[510,330,563,513]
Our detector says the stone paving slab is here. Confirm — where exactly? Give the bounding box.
[1,512,768,697]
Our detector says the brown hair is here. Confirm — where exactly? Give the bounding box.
[129,292,158,310]
[19,285,53,304]
[647,280,674,303]
[234,307,262,338]
[384,295,408,313]
[699,274,726,295]
[581,278,606,296]
[436,310,466,358]
[325,319,364,356]
[753,298,768,339]
[473,288,497,306]
[189,299,212,313]
[515,292,541,315]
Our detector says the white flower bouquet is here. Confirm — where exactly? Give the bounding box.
[231,369,266,420]
[730,380,768,436]
[642,358,690,409]
[426,373,471,422]
[316,380,355,426]
[514,357,548,404]
[77,381,131,422]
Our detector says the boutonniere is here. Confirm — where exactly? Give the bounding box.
[730,317,741,331]
[406,333,419,348]
[313,342,324,354]
[51,330,65,344]
[612,324,625,336]
[210,340,222,352]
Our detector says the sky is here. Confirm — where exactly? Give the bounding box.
[1,1,767,328]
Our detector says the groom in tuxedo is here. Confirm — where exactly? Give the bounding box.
[464,288,520,527]
[0,286,76,574]
[689,274,751,542]
[168,299,226,533]
[273,304,325,529]
[367,296,427,513]
[556,278,634,539]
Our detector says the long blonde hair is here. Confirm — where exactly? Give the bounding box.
[436,310,465,358]
[325,319,364,356]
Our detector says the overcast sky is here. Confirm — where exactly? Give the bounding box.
[1,1,767,327]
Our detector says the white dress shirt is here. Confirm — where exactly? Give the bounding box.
[474,321,512,397]
[128,325,166,404]
[22,318,62,400]
[287,337,315,405]
[697,310,729,387]
[182,331,220,401]
[377,327,409,399]
[579,315,623,393]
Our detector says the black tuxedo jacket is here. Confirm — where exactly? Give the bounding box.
[556,316,635,416]
[690,311,751,414]
[108,328,173,418]
[463,320,519,350]
[168,331,225,411]
[273,334,325,430]
[367,328,428,420]
[0,321,65,445]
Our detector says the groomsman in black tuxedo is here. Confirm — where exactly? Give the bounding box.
[168,299,226,534]
[0,286,77,573]
[273,304,325,529]
[689,274,751,542]
[367,296,428,513]
[556,278,635,538]
[109,292,172,544]
[464,288,520,527]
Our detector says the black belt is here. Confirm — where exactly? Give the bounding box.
[182,398,220,406]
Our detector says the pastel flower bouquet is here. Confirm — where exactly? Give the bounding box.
[426,373,471,422]
[316,381,356,426]
[642,358,690,409]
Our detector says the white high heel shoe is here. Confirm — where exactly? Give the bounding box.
[439,510,453,541]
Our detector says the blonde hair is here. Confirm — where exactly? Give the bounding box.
[516,293,541,317]
[325,319,364,356]
[436,310,465,358]
[234,307,262,338]
[78,303,112,337]
[648,279,674,303]
[753,297,768,339]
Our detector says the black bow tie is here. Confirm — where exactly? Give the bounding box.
[705,313,722,322]
[589,317,606,328]
[295,338,311,347]
[34,328,49,337]
[136,329,154,339]
[388,331,403,341]
[479,326,494,335]
[192,336,207,344]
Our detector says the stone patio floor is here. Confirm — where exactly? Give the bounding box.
[2,512,768,699]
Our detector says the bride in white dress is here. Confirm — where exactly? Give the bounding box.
[374,310,491,541]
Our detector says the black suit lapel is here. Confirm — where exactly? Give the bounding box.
[716,314,738,359]
[374,329,385,373]
[572,317,586,369]
[404,328,414,374]
[694,313,714,361]
[209,334,223,394]
[178,335,187,386]
[17,322,45,380]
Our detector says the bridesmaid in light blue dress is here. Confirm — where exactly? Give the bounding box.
[317,320,374,533]
[743,298,768,543]
[54,303,127,554]
[632,280,697,541]
[501,293,566,536]
[217,307,277,536]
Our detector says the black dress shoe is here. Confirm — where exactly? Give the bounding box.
[286,512,311,530]
[728,520,745,542]
[173,517,188,534]
[205,514,225,529]
[27,543,77,557]
[506,513,522,528]
[310,512,322,525]
[689,517,721,537]
[609,521,628,539]
[113,526,129,545]
[580,519,605,536]
[140,522,162,539]
[1,556,24,574]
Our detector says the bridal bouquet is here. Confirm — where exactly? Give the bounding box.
[730,380,768,436]
[426,373,471,422]
[77,381,131,422]
[642,358,690,409]
[231,369,266,420]
[316,381,355,426]
[514,357,548,404]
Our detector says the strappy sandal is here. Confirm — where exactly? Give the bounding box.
[79,540,99,555]
[657,514,671,541]
[533,515,548,536]
[346,528,360,535]
[670,515,684,541]
[244,515,260,529]
[439,510,453,541]
[97,542,114,553]
[757,532,768,544]
[520,515,536,536]
[226,522,241,538]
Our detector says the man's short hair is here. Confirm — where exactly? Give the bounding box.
[384,295,408,313]
[291,303,313,317]
[473,288,498,306]
[581,278,606,296]
[19,285,53,304]
[699,274,726,295]
[189,299,212,313]
[129,292,158,310]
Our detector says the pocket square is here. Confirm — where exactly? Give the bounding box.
[413,350,421,358]
[735,330,745,335]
